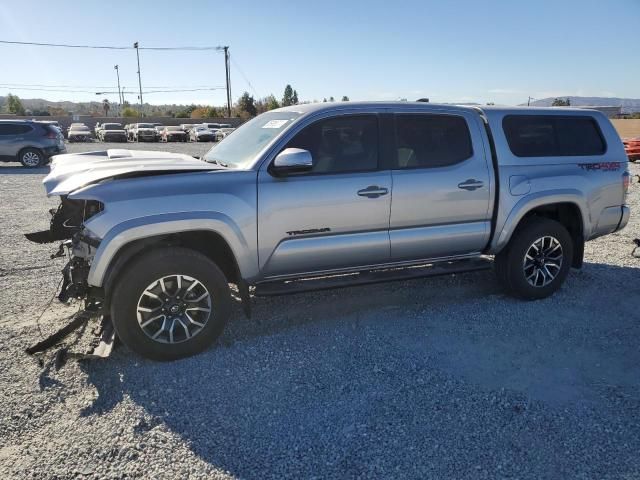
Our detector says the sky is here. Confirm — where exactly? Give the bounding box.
[1,0,639,107]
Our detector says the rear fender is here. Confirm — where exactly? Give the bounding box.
[491,189,590,253]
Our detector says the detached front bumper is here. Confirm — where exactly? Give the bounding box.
[25,234,114,361]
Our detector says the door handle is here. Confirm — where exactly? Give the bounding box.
[457,179,484,191]
[357,185,389,198]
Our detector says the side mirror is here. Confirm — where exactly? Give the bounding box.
[271,148,313,176]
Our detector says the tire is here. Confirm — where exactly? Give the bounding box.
[19,148,45,168]
[110,247,232,361]
[494,217,573,300]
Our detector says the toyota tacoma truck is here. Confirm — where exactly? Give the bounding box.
[28,103,631,360]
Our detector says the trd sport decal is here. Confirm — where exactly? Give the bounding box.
[286,228,331,236]
[578,162,621,171]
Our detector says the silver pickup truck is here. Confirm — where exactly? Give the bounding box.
[28,103,631,360]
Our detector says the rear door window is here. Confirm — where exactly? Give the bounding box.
[503,115,606,157]
[393,114,473,169]
[0,124,32,135]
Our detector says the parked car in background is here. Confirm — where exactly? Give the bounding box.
[161,126,187,142]
[67,123,86,134]
[180,124,195,137]
[35,120,63,134]
[130,123,158,142]
[214,127,236,142]
[67,124,93,142]
[154,125,165,141]
[99,123,127,142]
[189,125,215,142]
[0,119,66,167]
[202,123,221,132]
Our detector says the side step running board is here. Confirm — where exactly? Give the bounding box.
[254,257,492,297]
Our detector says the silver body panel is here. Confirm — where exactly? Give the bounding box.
[40,102,628,288]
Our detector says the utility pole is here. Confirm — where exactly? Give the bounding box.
[114,65,123,115]
[134,42,143,117]
[224,46,231,118]
[527,96,534,106]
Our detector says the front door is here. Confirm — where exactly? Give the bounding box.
[258,114,392,278]
[389,111,492,261]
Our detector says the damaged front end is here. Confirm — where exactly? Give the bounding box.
[26,195,104,305]
[25,195,103,245]
[25,197,115,361]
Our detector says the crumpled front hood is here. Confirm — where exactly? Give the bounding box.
[44,149,221,196]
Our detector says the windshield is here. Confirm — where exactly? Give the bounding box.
[103,124,121,130]
[166,126,181,131]
[203,111,301,169]
[138,123,153,128]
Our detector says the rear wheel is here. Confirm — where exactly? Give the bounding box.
[495,218,573,300]
[110,247,232,361]
[19,148,45,168]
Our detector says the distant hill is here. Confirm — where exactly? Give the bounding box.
[0,95,204,116]
[524,96,640,113]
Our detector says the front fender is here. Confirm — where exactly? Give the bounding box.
[491,189,590,253]
[87,211,258,287]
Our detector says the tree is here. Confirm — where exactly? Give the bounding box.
[282,84,294,107]
[102,99,110,116]
[176,104,197,118]
[552,98,571,107]
[341,96,349,102]
[7,94,25,115]
[256,95,279,114]
[329,96,335,102]
[292,90,299,105]
[48,107,67,116]
[122,107,139,117]
[323,98,327,102]
[266,95,280,111]
[190,106,219,118]
[237,91,257,118]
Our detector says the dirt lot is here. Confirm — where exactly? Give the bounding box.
[0,142,639,479]
[612,119,640,139]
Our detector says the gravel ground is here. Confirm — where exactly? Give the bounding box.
[0,142,639,479]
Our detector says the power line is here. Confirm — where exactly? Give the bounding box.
[98,87,226,94]
[0,85,226,94]
[0,83,226,89]
[1,39,234,113]
[230,55,259,98]
[0,39,226,51]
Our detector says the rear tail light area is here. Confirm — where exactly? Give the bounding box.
[43,125,59,139]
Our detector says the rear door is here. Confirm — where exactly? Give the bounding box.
[388,111,492,261]
[258,113,392,277]
[0,123,33,157]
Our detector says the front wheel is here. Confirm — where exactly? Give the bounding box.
[19,148,45,168]
[495,218,573,300]
[110,247,232,361]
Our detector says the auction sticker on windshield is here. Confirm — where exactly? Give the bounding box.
[262,119,289,129]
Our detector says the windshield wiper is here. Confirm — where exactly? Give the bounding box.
[205,158,229,168]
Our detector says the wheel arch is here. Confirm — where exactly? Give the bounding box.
[89,213,258,291]
[102,230,242,307]
[17,145,44,159]
[493,191,588,268]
